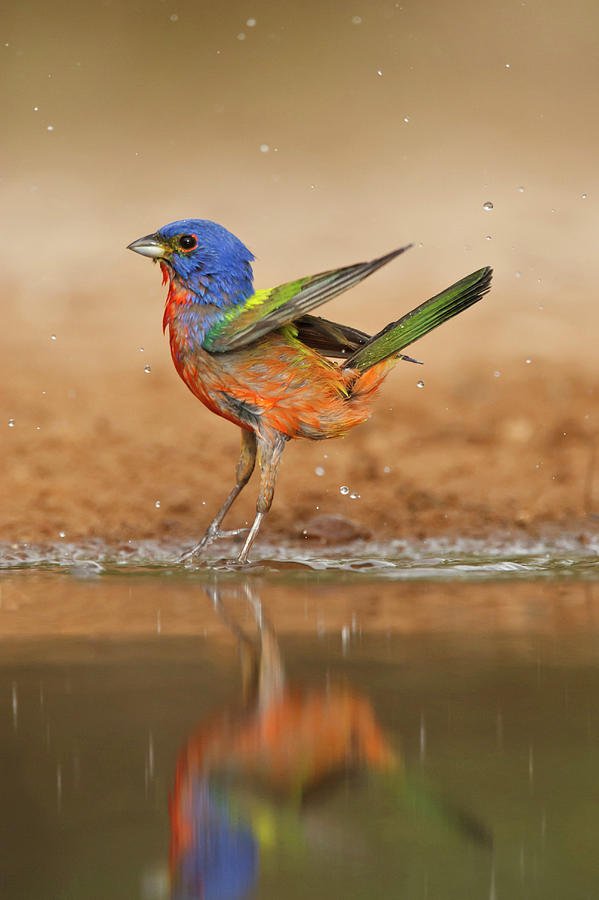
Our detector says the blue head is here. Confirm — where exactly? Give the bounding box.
[171,781,258,900]
[128,219,255,308]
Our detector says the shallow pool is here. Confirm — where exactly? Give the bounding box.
[1,540,599,899]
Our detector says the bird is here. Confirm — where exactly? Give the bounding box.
[128,219,492,564]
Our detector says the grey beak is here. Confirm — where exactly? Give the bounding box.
[127,233,169,259]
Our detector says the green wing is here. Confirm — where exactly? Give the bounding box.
[343,267,493,371]
[203,244,412,352]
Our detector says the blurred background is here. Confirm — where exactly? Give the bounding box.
[2,0,598,543]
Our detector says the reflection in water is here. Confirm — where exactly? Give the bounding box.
[169,582,490,899]
[6,573,599,898]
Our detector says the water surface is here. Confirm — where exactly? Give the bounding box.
[1,554,599,899]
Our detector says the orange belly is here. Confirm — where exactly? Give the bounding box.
[169,325,392,440]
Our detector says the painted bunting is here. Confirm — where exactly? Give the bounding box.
[168,580,491,898]
[169,582,396,898]
[128,220,492,563]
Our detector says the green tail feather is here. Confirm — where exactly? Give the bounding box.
[343,267,492,371]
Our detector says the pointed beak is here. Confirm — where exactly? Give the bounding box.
[127,233,170,259]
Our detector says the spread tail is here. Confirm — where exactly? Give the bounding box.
[343,267,492,372]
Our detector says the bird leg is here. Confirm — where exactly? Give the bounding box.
[243,581,286,710]
[178,429,257,561]
[205,581,261,705]
[237,433,286,564]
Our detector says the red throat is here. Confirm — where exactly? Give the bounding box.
[161,264,191,334]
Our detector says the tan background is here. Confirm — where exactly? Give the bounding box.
[2,0,598,545]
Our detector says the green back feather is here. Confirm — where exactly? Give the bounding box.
[204,279,308,351]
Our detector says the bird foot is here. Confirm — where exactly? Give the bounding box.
[177,526,249,563]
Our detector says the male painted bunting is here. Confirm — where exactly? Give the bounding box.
[169,580,491,899]
[128,220,491,563]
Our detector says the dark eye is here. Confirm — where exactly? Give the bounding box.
[178,234,197,252]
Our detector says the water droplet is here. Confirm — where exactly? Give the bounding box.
[315,466,325,476]
[515,271,521,278]
[59,531,66,538]
[237,32,246,40]
[377,68,383,76]
[483,201,494,211]
[169,13,179,22]
[50,334,57,341]
[417,379,424,389]
[8,418,15,427]
[139,347,144,352]
[352,15,362,24]
[246,17,257,27]
[155,500,161,509]
[538,305,544,310]
[417,241,423,248]
[310,183,316,190]
[518,185,525,192]
[260,143,269,152]
[349,492,360,500]
[525,358,532,364]
[383,465,391,473]
[494,370,501,378]
[339,485,350,495]
[33,106,39,111]
[581,192,588,200]
[403,116,409,123]
[144,365,151,374]
[505,62,510,68]
[47,125,54,131]
[485,234,492,240]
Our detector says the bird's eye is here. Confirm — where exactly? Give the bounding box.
[178,234,198,252]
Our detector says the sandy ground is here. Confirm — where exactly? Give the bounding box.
[2,341,598,549]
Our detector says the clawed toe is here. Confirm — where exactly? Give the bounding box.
[177,544,204,563]
[177,526,250,564]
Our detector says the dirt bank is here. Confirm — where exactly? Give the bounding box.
[2,349,597,549]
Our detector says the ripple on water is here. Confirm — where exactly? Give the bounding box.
[0,535,598,581]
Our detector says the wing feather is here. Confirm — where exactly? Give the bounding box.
[293,314,370,358]
[343,267,493,370]
[204,244,412,352]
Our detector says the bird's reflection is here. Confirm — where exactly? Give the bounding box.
[169,581,491,899]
